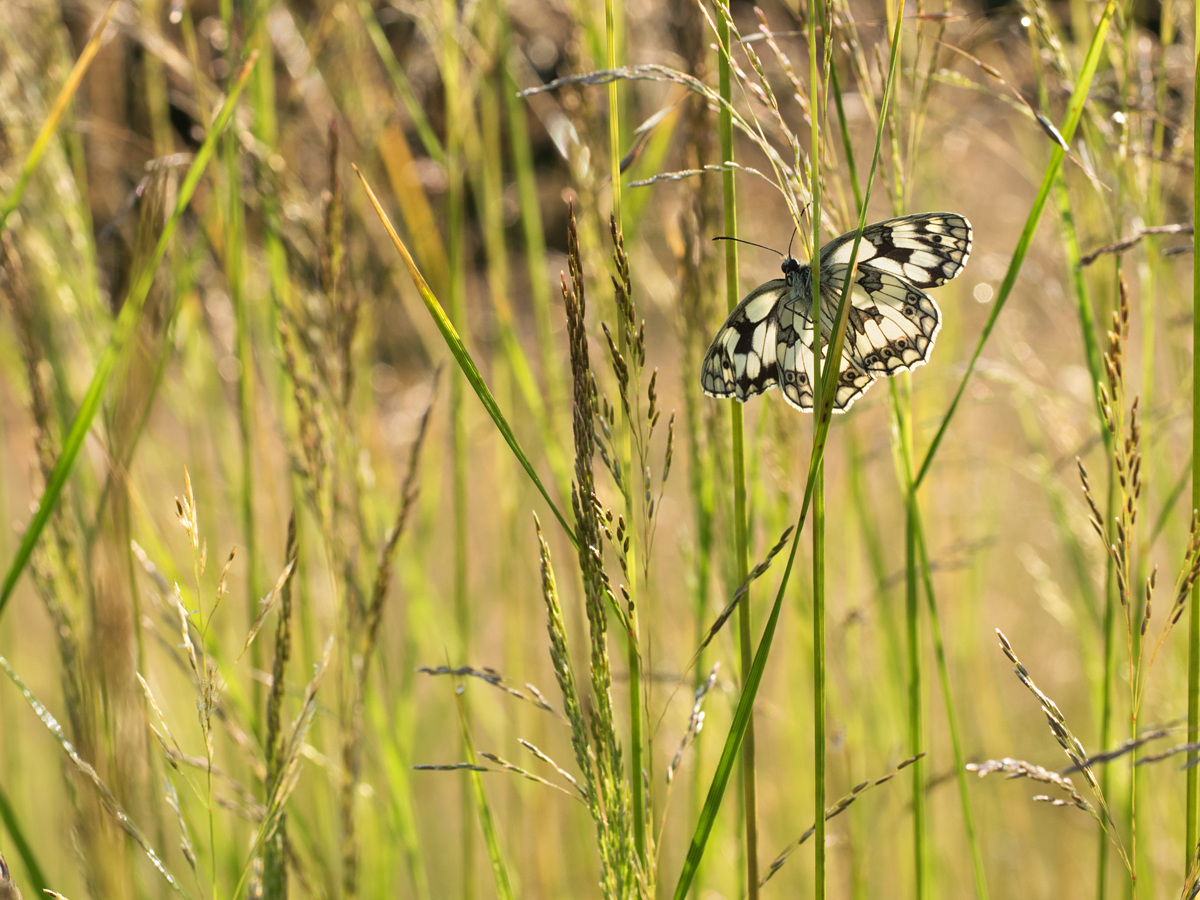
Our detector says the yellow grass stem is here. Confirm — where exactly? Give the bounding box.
[1189,0,1200,865]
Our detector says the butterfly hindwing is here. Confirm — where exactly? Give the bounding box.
[700,280,785,401]
[820,212,972,289]
[836,265,942,376]
[776,281,875,412]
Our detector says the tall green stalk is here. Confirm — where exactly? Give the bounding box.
[441,0,472,894]
[1189,0,1200,866]
[900,383,925,900]
[604,0,647,871]
[713,4,756,895]
[808,0,826,894]
[672,5,905,893]
[221,0,260,730]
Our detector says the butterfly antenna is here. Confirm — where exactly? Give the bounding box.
[712,236,783,258]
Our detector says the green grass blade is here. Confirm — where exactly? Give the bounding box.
[455,687,516,900]
[914,0,1119,487]
[809,0,826,896]
[914,508,987,900]
[672,6,907,893]
[0,1,117,233]
[356,0,445,165]
[0,52,259,622]
[712,3,757,892]
[354,167,578,548]
[0,780,47,895]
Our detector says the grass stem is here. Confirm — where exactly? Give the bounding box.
[809,0,826,893]
[713,4,757,896]
[1188,0,1200,866]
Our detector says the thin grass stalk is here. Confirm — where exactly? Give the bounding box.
[502,53,567,491]
[1100,452,1117,899]
[262,513,298,898]
[604,0,647,869]
[1189,0,1200,864]
[454,683,516,900]
[440,1,473,892]
[712,4,757,894]
[1052,156,1119,900]
[902,384,926,900]
[0,53,258,620]
[808,0,826,893]
[913,0,1120,486]
[673,9,906,894]
[220,2,261,731]
[913,508,986,900]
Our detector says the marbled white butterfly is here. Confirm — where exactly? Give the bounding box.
[701,212,972,413]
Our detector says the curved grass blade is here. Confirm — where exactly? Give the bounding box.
[0,780,47,896]
[671,2,907,893]
[0,1,118,233]
[0,52,259,622]
[353,166,578,548]
[914,0,1119,487]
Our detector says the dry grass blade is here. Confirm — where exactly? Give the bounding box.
[666,663,719,785]
[416,666,562,719]
[992,630,1129,867]
[0,1,118,232]
[761,754,928,886]
[239,558,296,660]
[1135,740,1200,767]
[0,657,192,898]
[517,739,586,798]
[966,758,1093,812]
[1079,223,1194,267]
[692,526,794,661]
[476,752,587,803]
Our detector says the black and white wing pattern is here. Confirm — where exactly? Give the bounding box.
[775,280,875,412]
[700,279,786,401]
[701,212,972,414]
[820,212,972,288]
[830,263,943,378]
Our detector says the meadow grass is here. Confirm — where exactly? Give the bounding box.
[0,0,1198,898]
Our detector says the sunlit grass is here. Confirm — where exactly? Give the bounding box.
[0,0,1196,898]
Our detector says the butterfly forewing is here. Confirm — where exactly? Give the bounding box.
[820,213,972,289]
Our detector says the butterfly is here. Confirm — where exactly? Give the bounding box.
[701,212,972,413]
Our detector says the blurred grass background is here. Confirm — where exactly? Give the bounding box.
[0,0,1197,897]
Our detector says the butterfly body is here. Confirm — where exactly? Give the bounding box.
[701,212,972,413]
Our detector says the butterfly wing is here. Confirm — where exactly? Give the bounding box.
[776,270,874,413]
[700,279,785,401]
[819,212,972,289]
[835,264,943,377]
